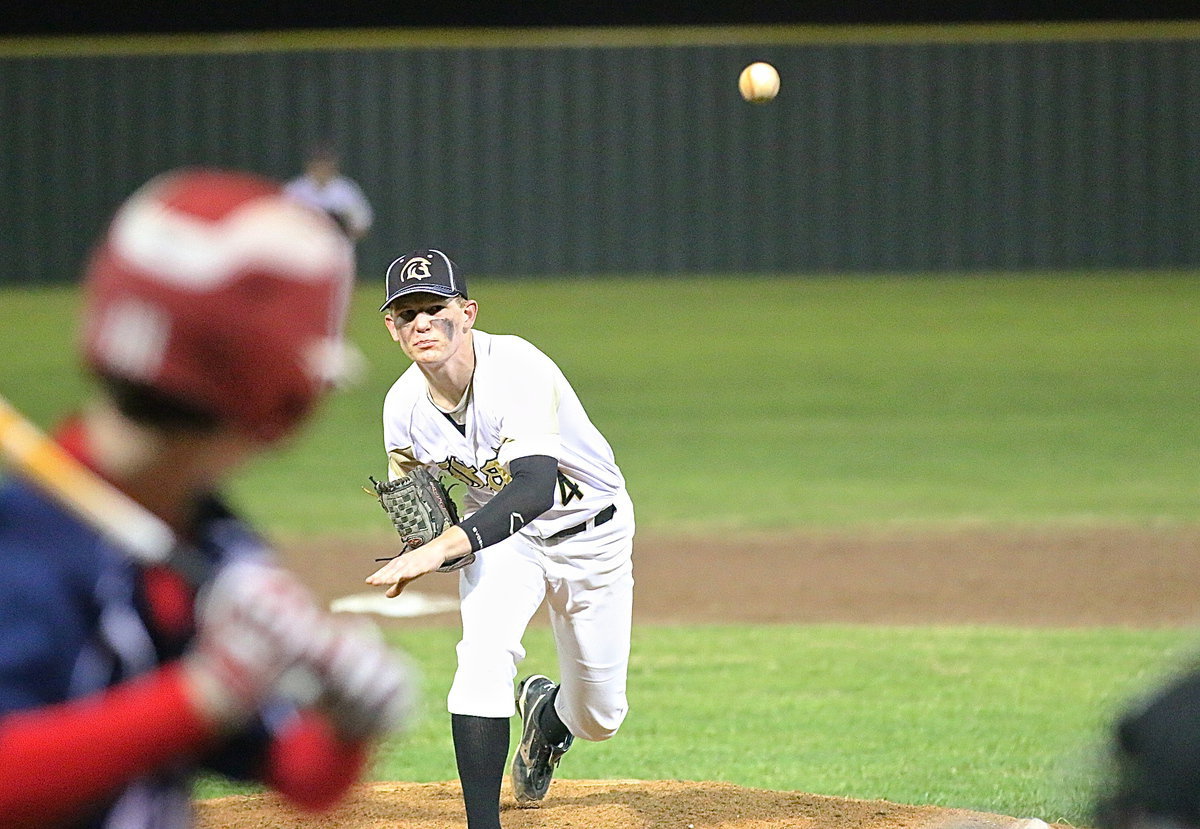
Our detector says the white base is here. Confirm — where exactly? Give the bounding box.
[330,590,459,618]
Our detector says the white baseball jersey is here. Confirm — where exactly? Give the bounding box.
[382,329,625,539]
[283,174,374,238]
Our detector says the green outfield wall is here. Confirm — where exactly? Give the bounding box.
[2,22,1198,283]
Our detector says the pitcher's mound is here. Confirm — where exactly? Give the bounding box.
[197,779,1063,828]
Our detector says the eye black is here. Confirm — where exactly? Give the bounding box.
[397,305,447,323]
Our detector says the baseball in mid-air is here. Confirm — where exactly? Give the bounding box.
[738,61,780,103]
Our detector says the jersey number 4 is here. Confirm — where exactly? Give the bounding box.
[557,471,583,506]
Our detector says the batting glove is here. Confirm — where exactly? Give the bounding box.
[183,559,322,730]
[306,617,419,741]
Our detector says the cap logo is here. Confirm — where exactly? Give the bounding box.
[400,257,434,282]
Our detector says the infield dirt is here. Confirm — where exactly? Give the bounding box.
[198,524,1200,829]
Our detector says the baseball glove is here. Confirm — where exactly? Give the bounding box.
[369,469,474,573]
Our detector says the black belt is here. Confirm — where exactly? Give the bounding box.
[548,504,616,540]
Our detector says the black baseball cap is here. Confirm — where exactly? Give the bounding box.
[379,248,468,311]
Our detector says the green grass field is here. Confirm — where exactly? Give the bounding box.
[223,270,1200,532]
[369,624,1200,823]
[3,272,1198,822]
[6,273,1196,534]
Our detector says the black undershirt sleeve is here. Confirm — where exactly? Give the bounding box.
[457,454,557,552]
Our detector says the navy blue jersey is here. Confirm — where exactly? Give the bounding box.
[0,474,276,827]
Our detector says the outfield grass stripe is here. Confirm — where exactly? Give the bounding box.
[3,275,1197,533]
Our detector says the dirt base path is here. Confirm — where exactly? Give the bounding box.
[198,524,1200,829]
[277,524,1200,628]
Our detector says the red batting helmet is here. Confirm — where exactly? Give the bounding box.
[81,168,356,442]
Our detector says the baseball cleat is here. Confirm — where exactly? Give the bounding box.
[511,675,573,805]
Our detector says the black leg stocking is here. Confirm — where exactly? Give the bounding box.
[452,714,511,829]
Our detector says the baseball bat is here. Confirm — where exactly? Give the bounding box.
[0,394,209,586]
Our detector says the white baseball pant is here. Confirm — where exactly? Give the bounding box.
[447,490,634,742]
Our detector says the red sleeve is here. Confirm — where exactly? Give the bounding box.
[0,663,215,828]
[264,709,369,812]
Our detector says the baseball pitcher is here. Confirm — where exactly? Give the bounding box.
[366,249,635,829]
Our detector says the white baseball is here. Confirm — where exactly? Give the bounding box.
[1017,819,1050,829]
[738,61,780,103]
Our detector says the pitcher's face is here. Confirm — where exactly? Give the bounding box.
[383,293,477,367]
